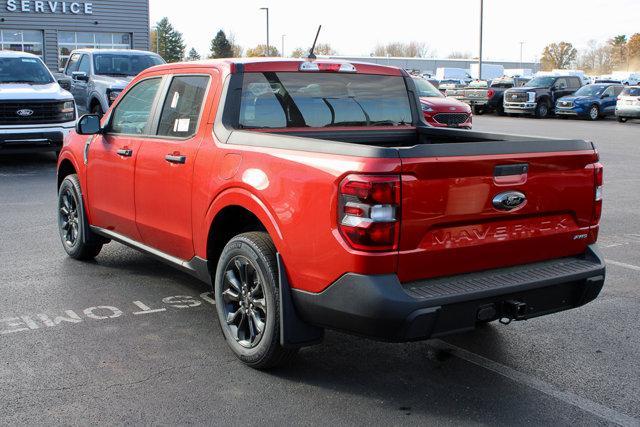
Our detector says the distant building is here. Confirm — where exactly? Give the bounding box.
[324,55,540,77]
[0,0,150,71]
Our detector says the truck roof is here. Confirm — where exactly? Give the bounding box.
[144,58,406,76]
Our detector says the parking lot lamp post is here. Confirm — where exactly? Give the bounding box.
[260,7,269,56]
[520,41,524,69]
[478,0,484,80]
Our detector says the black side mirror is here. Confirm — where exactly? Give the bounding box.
[76,114,101,135]
[72,71,89,82]
[57,77,72,91]
[601,93,610,99]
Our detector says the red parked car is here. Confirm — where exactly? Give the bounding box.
[413,77,473,129]
[414,77,473,129]
[57,59,605,369]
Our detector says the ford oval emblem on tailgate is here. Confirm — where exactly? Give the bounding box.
[492,191,526,211]
[16,109,34,117]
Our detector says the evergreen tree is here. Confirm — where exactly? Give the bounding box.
[187,48,201,61]
[151,17,186,63]
[209,30,234,59]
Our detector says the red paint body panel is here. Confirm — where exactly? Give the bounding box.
[58,59,601,297]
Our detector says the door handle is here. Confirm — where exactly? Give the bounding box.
[165,154,186,164]
[116,148,133,157]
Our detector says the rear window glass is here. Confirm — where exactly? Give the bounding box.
[622,87,640,96]
[238,72,412,128]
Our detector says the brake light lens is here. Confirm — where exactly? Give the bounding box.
[338,174,400,251]
[299,62,357,73]
[487,89,495,99]
[593,162,603,223]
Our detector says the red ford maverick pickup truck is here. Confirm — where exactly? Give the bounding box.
[57,58,605,369]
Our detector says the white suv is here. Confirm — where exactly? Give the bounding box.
[0,51,76,156]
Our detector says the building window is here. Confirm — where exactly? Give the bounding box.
[0,30,44,58]
[58,32,132,70]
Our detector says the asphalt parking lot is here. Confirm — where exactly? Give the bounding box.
[1,116,639,425]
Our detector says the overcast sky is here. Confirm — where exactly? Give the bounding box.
[150,0,639,60]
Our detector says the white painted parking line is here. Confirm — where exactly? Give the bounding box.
[606,259,640,272]
[431,340,640,427]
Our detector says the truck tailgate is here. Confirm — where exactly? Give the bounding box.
[397,143,599,283]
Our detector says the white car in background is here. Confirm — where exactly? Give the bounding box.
[615,86,640,122]
[0,51,76,156]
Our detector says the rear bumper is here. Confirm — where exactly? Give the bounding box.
[615,107,640,118]
[0,123,74,154]
[292,245,605,341]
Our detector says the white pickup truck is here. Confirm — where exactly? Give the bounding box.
[0,51,76,156]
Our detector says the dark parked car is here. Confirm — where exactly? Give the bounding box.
[463,76,530,115]
[504,75,582,118]
[555,83,623,120]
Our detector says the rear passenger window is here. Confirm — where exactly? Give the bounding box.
[570,78,582,89]
[156,75,209,138]
[110,78,161,135]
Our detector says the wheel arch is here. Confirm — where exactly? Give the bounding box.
[203,188,286,276]
[57,155,79,189]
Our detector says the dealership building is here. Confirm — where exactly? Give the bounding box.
[0,0,150,70]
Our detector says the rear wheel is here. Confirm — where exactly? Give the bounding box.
[471,106,484,115]
[58,174,103,260]
[588,105,600,121]
[617,116,628,123]
[214,232,297,369]
[534,100,550,118]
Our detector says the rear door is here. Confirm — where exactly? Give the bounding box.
[86,76,163,241]
[134,72,214,260]
[397,142,599,283]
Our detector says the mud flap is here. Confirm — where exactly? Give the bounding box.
[277,253,324,348]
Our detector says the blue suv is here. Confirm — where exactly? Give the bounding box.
[555,83,623,120]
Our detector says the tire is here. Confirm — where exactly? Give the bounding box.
[588,105,600,121]
[214,232,297,369]
[534,100,550,119]
[471,106,484,115]
[496,104,506,116]
[617,116,628,123]
[91,103,104,118]
[58,174,103,260]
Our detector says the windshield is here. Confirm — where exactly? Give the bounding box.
[238,72,412,128]
[93,53,164,76]
[0,57,53,84]
[574,85,606,97]
[622,87,640,96]
[525,76,556,88]
[413,78,443,98]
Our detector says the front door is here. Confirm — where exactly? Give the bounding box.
[86,76,163,240]
[134,74,211,260]
[72,54,91,112]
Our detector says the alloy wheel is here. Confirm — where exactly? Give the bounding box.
[590,106,599,120]
[221,256,268,348]
[59,188,80,247]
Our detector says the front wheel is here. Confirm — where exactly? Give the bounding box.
[58,174,103,260]
[617,116,628,123]
[534,101,550,118]
[214,232,297,369]
[91,103,104,118]
[588,105,600,121]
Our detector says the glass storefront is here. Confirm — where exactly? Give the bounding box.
[58,32,132,69]
[0,30,44,58]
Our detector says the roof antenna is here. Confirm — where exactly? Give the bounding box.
[307,25,322,60]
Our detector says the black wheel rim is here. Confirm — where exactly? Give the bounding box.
[59,187,80,247]
[221,256,267,348]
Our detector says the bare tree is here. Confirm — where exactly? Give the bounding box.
[372,41,434,58]
[447,51,472,59]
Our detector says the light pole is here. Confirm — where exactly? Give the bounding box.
[260,7,269,56]
[478,0,484,80]
[281,34,286,57]
[519,41,524,69]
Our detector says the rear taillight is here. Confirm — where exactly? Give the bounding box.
[593,162,603,223]
[487,89,495,99]
[338,174,400,251]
